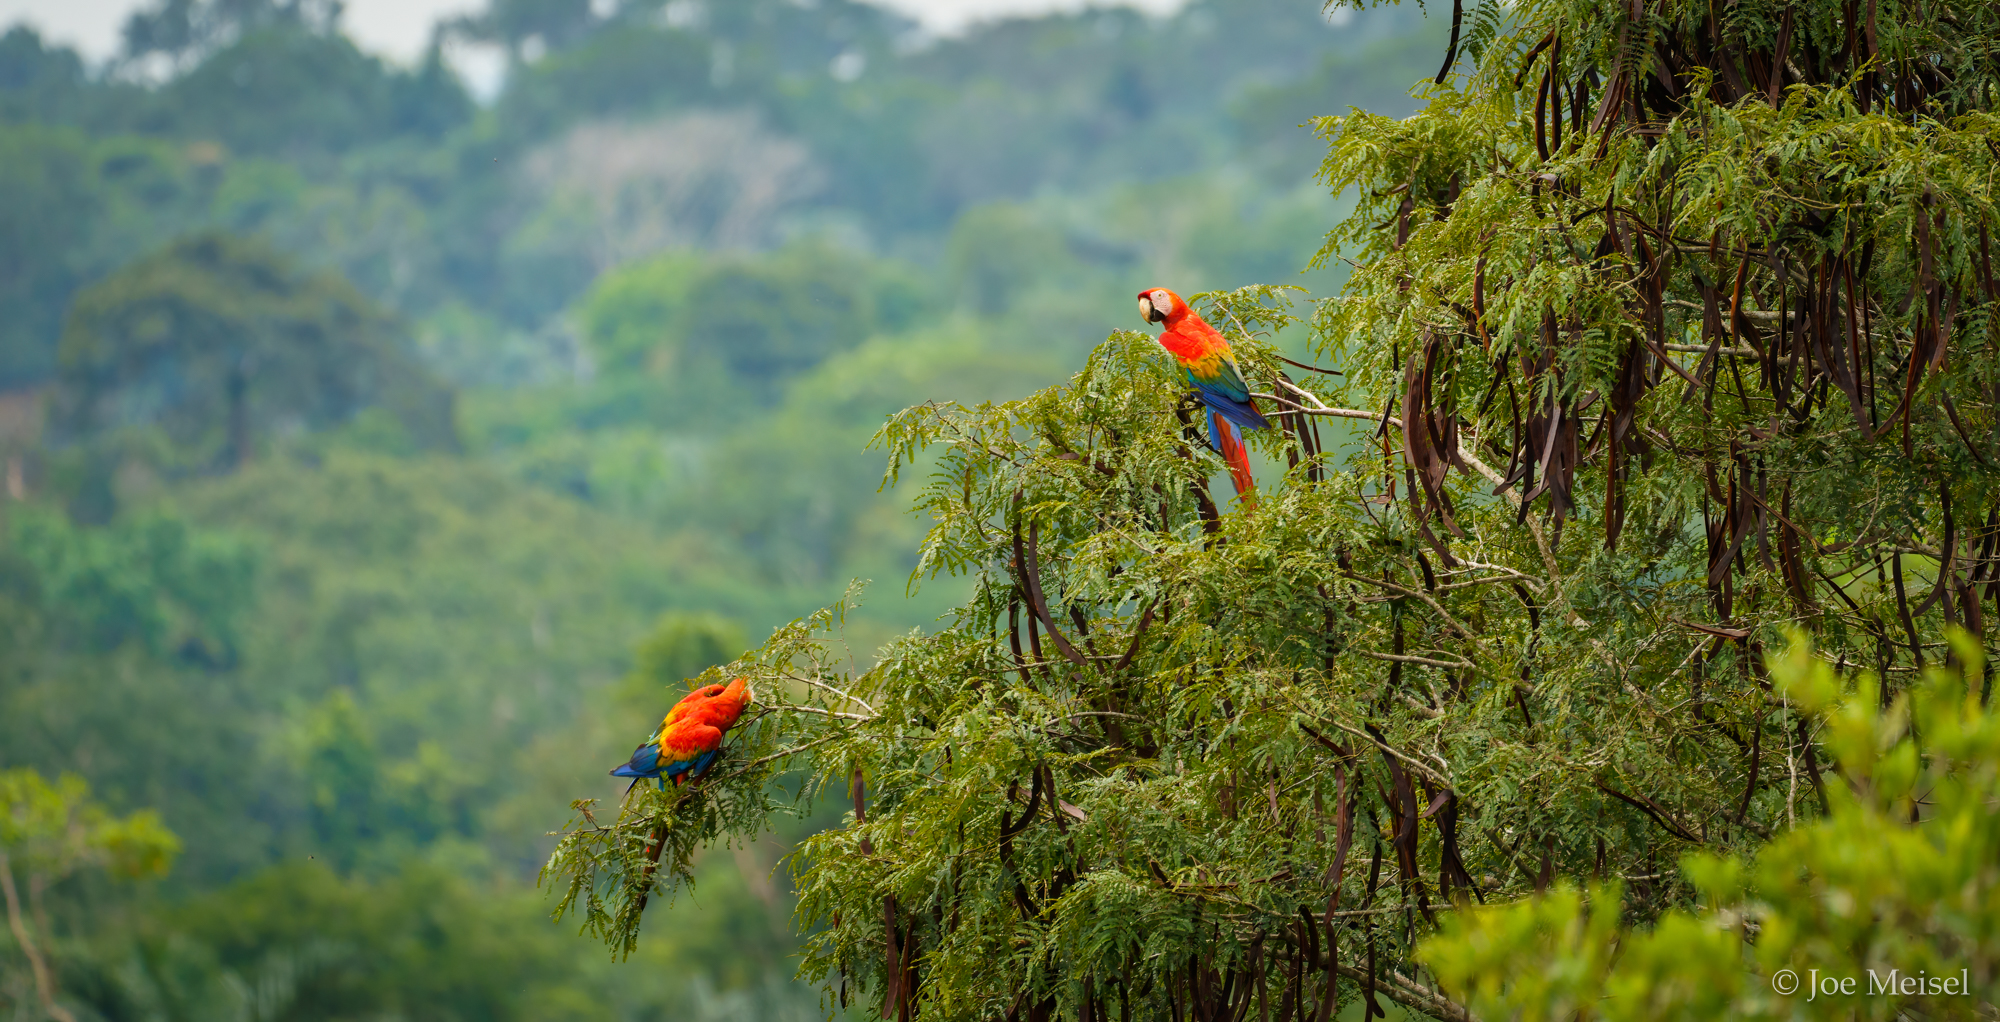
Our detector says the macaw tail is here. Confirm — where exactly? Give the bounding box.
[1209,409,1258,506]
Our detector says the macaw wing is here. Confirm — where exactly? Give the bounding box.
[1186,357,1268,431]
[610,740,666,778]
[657,687,711,731]
[662,749,722,785]
[656,719,726,782]
[1182,352,1251,401]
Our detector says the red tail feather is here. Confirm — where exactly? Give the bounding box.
[1215,416,1257,507]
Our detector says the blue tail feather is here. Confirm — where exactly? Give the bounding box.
[1207,408,1232,455]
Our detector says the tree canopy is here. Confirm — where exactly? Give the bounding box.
[545,0,2000,1018]
[50,233,455,485]
[1424,636,2000,1021]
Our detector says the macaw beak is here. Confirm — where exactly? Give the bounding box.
[1138,296,1161,325]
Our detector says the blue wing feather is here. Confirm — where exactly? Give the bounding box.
[1189,372,1268,434]
[609,743,721,789]
[610,741,663,778]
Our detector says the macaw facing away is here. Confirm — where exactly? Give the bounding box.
[1138,287,1269,503]
[610,676,754,914]
[611,676,755,789]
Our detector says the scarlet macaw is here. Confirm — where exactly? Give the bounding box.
[1138,287,1268,501]
[612,676,754,913]
[611,676,755,789]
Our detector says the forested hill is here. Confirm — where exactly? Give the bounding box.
[0,0,1443,1017]
[0,0,1437,388]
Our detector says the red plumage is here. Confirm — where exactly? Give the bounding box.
[1137,287,1267,505]
[611,676,755,786]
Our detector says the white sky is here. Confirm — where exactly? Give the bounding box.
[0,0,1187,64]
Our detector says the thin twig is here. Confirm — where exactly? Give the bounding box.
[1296,714,1455,795]
[770,705,875,722]
[786,671,879,716]
[1358,651,1477,671]
[1341,572,1491,661]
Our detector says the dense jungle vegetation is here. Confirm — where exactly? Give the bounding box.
[0,0,1445,1018]
[538,0,2000,1019]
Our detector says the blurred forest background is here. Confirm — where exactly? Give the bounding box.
[0,0,1440,1016]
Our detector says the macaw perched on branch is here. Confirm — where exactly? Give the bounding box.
[611,676,754,914]
[1138,287,1268,503]
[611,676,755,789]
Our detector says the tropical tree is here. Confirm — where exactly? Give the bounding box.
[544,0,2000,1018]
[1420,635,2000,1021]
[118,0,342,68]
[49,233,456,479]
[1,768,179,1022]
[0,124,99,389]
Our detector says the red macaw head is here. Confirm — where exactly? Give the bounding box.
[1137,287,1186,326]
[684,676,754,708]
[666,676,755,728]
[717,675,753,711]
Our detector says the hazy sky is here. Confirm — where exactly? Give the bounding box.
[0,0,1187,64]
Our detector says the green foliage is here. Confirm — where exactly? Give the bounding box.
[0,130,305,388]
[1,767,181,882]
[495,25,711,140]
[1,767,179,1022]
[0,457,851,1019]
[450,0,598,58]
[616,612,750,726]
[0,0,1417,367]
[7,503,255,660]
[50,233,456,495]
[0,123,100,387]
[57,856,822,1022]
[580,242,936,392]
[1232,23,1446,174]
[551,311,1514,1017]
[163,860,599,1020]
[0,506,278,884]
[0,26,102,127]
[946,204,1084,315]
[698,327,1071,594]
[543,0,2000,990]
[488,275,1072,627]
[4,447,780,883]
[1421,636,2000,1020]
[898,0,1405,211]
[118,0,343,65]
[151,27,471,163]
[162,451,779,868]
